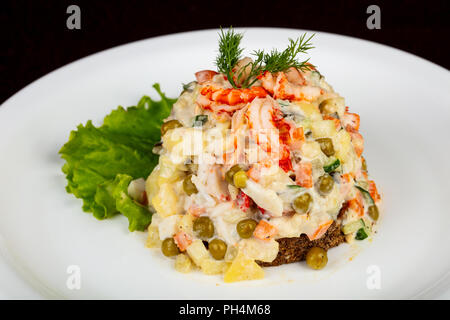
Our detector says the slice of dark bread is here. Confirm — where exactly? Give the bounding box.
[257,221,345,267]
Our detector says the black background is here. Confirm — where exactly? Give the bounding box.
[2,0,449,103]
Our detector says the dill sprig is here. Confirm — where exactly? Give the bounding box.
[215,27,243,88]
[258,33,315,73]
[215,28,315,89]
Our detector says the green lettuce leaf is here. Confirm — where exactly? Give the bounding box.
[59,83,176,231]
[112,174,153,232]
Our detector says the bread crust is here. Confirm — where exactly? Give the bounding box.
[257,221,345,267]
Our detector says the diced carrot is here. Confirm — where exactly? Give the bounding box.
[368,180,381,202]
[253,220,278,241]
[307,220,333,241]
[343,112,360,132]
[195,70,218,84]
[292,126,305,141]
[173,231,192,252]
[295,162,313,188]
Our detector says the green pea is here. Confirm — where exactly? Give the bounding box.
[161,238,180,257]
[193,216,215,239]
[317,174,334,196]
[183,174,198,196]
[368,205,379,221]
[209,239,227,260]
[225,164,242,184]
[305,247,328,270]
[233,170,248,188]
[236,219,257,239]
[316,138,335,156]
[161,120,182,136]
[293,193,313,214]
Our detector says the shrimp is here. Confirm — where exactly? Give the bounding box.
[285,67,306,85]
[342,112,360,132]
[245,97,298,172]
[349,130,364,157]
[348,190,364,217]
[339,173,355,199]
[368,180,381,202]
[259,70,323,102]
[245,97,280,154]
[195,70,218,84]
[197,84,268,114]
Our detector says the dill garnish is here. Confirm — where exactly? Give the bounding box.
[215,27,315,89]
[215,27,244,88]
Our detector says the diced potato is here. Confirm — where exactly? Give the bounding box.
[200,258,228,275]
[146,167,160,204]
[345,234,355,243]
[186,240,209,267]
[162,128,183,152]
[296,102,322,121]
[158,215,180,240]
[176,214,194,235]
[223,262,232,273]
[151,183,180,218]
[334,130,352,163]
[157,155,185,185]
[174,254,194,273]
[146,225,162,248]
[301,141,322,159]
[164,127,204,157]
[310,120,337,138]
[223,252,265,283]
[238,238,279,263]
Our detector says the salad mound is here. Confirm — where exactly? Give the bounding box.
[60,29,381,283]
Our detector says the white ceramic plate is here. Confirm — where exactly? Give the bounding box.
[1,28,449,299]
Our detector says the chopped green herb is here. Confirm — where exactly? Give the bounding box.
[287,185,303,189]
[324,158,340,173]
[355,227,369,240]
[193,115,208,127]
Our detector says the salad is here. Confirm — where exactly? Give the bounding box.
[60,28,381,283]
